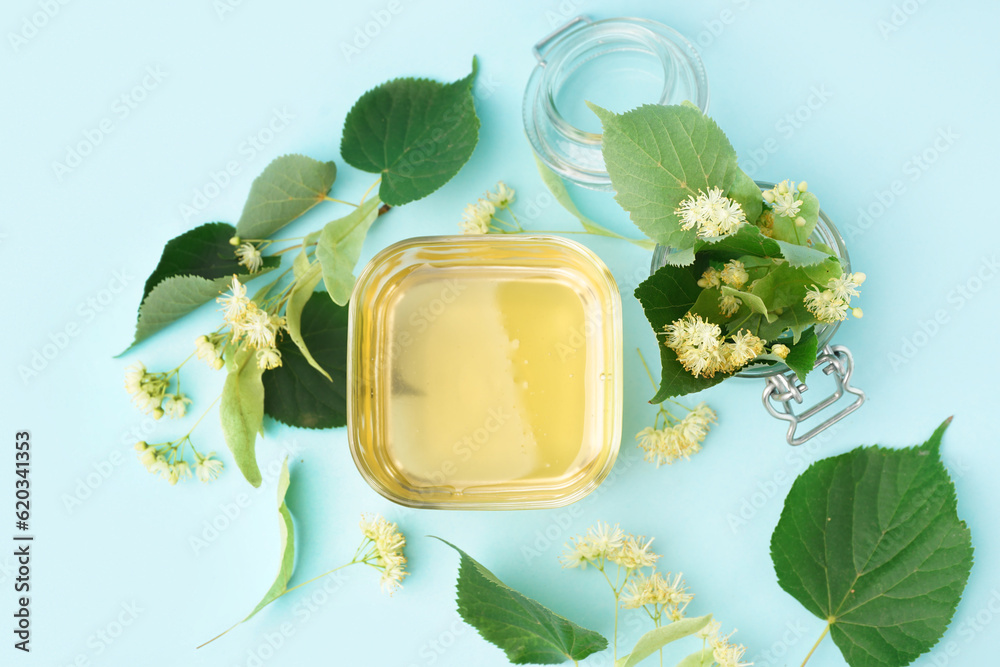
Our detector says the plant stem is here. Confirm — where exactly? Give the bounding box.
[181,393,222,440]
[324,196,359,207]
[637,348,657,390]
[800,623,830,667]
[360,178,381,204]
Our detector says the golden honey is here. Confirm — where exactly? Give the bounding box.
[348,235,621,509]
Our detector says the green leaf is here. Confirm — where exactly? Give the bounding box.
[433,538,607,664]
[590,102,742,249]
[635,265,728,401]
[770,419,973,667]
[283,260,329,381]
[727,167,763,225]
[675,648,714,667]
[534,155,656,250]
[123,222,277,352]
[774,239,833,267]
[771,191,819,244]
[235,155,337,240]
[341,59,480,206]
[615,615,712,667]
[720,285,774,322]
[783,327,818,381]
[245,458,295,620]
[220,346,266,487]
[316,197,381,305]
[262,292,348,429]
[695,224,781,261]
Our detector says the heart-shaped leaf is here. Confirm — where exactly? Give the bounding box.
[771,419,973,667]
[341,60,480,206]
[236,155,337,240]
[434,538,607,665]
[262,292,348,429]
[123,222,277,352]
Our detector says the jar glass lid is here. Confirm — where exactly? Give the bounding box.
[523,16,709,190]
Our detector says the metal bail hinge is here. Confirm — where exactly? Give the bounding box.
[532,15,592,65]
[761,344,866,446]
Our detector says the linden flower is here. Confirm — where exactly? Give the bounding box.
[766,179,807,219]
[134,441,158,470]
[459,201,491,234]
[718,294,741,317]
[359,514,409,594]
[561,522,625,568]
[676,187,747,238]
[235,242,264,273]
[194,452,224,483]
[828,271,866,301]
[195,335,225,370]
[162,393,191,419]
[486,181,515,208]
[697,267,722,289]
[720,260,748,288]
[256,346,282,370]
[621,571,693,615]
[124,361,169,415]
[713,642,751,667]
[661,314,764,378]
[218,276,250,325]
[610,534,660,570]
[771,343,791,359]
[725,329,765,368]
[240,308,279,349]
[636,403,716,467]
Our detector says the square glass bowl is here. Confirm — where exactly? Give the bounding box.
[347,235,622,509]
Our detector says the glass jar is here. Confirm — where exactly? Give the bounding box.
[348,235,623,509]
[650,182,866,445]
[523,16,709,191]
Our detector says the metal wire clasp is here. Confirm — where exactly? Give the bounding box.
[762,345,866,446]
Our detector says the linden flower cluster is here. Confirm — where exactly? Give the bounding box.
[217,276,286,370]
[358,514,409,594]
[234,242,264,273]
[697,260,750,318]
[124,361,190,420]
[636,403,717,467]
[805,271,866,323]
[662,314,765,378]
[676,187,747,238]
[134,441,223,485]
[562,523,750,665]
[460,181,517,234]
[763,179,808,226]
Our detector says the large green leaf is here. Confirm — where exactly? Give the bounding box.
[262,292,348,429]
[316,197,381,305]
[434,538,607,665]
[123,222,277,351]
[615,615,712,667]
[236,155,338,240]
[590,103,742,249]
[341,60,480,206]
[635,265,727,402]
[770,419,973,667]
[245,458,295,619]
[220,346,266,487]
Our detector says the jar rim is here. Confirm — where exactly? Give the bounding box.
[523,16,709,191]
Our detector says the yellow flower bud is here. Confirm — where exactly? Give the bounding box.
[797,181,808,192]
[794,216,806,227]
[853,272,867,284]
[229,235,241,246]
[852,307,864,319]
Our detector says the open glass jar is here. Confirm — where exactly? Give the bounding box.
[523,16,709,190]
[651,182,866,445]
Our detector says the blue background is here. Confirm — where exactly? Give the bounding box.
[3,0,999,665]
